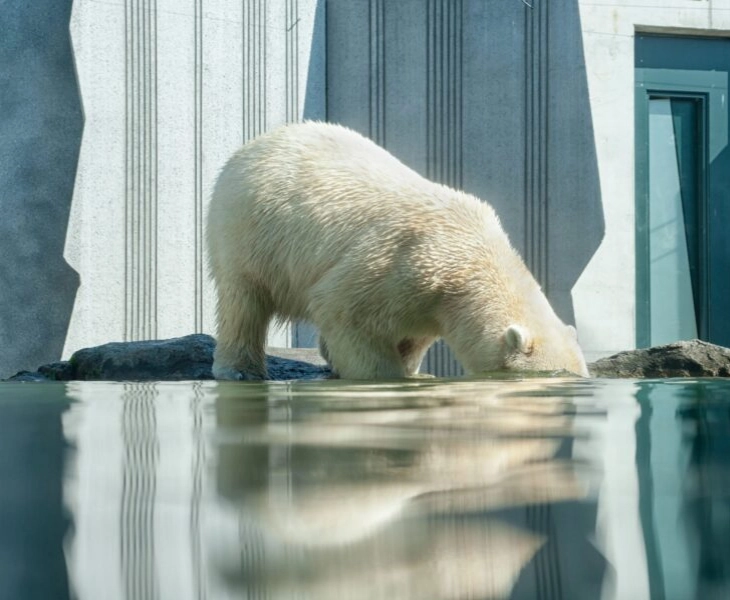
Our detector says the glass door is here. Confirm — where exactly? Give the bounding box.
[635,35,730,348]
[645,95,706,345]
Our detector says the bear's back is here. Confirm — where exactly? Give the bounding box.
[207,122,523,315]
[243,122,429,204]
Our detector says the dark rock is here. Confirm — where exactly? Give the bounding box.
[38,361,74,381]
[7,336,730,382]
[266,353,330,380]
[5,335,729,382]
[69,334,217,381]
[589,339,730,378]
[5,370,51,382]
[266,347,328,366]
[3,334,330,382]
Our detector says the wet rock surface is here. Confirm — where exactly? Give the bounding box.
[5,334,330,382]
[589,339,730,378]
[5,336,730,382]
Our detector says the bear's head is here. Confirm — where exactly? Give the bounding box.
[501,322,590,377]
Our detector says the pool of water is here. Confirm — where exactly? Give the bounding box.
[1,377,728,599]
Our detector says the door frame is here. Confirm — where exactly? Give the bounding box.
[635,68,726,347]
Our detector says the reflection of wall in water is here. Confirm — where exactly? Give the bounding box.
[633,381,730,599]
[120,384,160,600]
[59,379,611,599]
[676,384,730,598]
[569,381,647,599]
[680,388,730,597]
[0,386,72,599]
[63,382,213,600]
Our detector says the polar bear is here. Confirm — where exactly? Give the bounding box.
[206,122,589,380]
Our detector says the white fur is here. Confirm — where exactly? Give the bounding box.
[206,122,589,380]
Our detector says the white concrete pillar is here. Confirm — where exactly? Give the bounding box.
[65,0,325,357]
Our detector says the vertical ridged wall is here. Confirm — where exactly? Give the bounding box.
[193,0,204,332]
[423,0,464,377]
[63,0,598,376]
[524,0,549,290]
[64,0,324,356]
[125,0,158,341]
[426,0,462,189]
[286,0,300,124]
[325,0,600,376]
[243,0,267,141]
[369,0,386,145]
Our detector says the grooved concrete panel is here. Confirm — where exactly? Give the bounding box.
[573,0,730,362]
[545,0,604,327]
[327,0,603,375]
[63,0,325,363]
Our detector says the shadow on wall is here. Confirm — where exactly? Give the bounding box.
[0,0,82,378]
[294,0,328,348]
[544,0,604,327]
[324,0,603,363]
[303,0,327,123]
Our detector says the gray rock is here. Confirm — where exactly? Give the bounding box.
[68,334,217,381]
[5,370,51,382]
[8,336,728,382]
[266,346,328,366]
[589,339,730,378]
[4,334,330,382]
[266,353,330,380]
[38,362,74,381]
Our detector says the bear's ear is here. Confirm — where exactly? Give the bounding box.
[505,324,533,355]
[567,325,578,340]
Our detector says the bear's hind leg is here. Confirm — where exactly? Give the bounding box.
[321,331,406,380]
[318,335,331,366]
[398,337,435,376]
[212,281,271,380]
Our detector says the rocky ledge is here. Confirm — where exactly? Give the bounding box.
[5,334,330,382]
[589,339,730,378]
[4,336,730,382]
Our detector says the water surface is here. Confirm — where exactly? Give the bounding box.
[1,377,728,599]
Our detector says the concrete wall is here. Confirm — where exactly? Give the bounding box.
[574,0,730,361]
[63,0,325,368]
[328,0,604,371]
[2,0,730,377]
[0,0,82,379]
[1,0,326,378]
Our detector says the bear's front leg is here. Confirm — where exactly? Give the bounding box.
[212,282,271,380]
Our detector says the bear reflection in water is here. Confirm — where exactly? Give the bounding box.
[209,379,603,599]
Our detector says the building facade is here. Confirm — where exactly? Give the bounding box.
[2,0,729,377]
